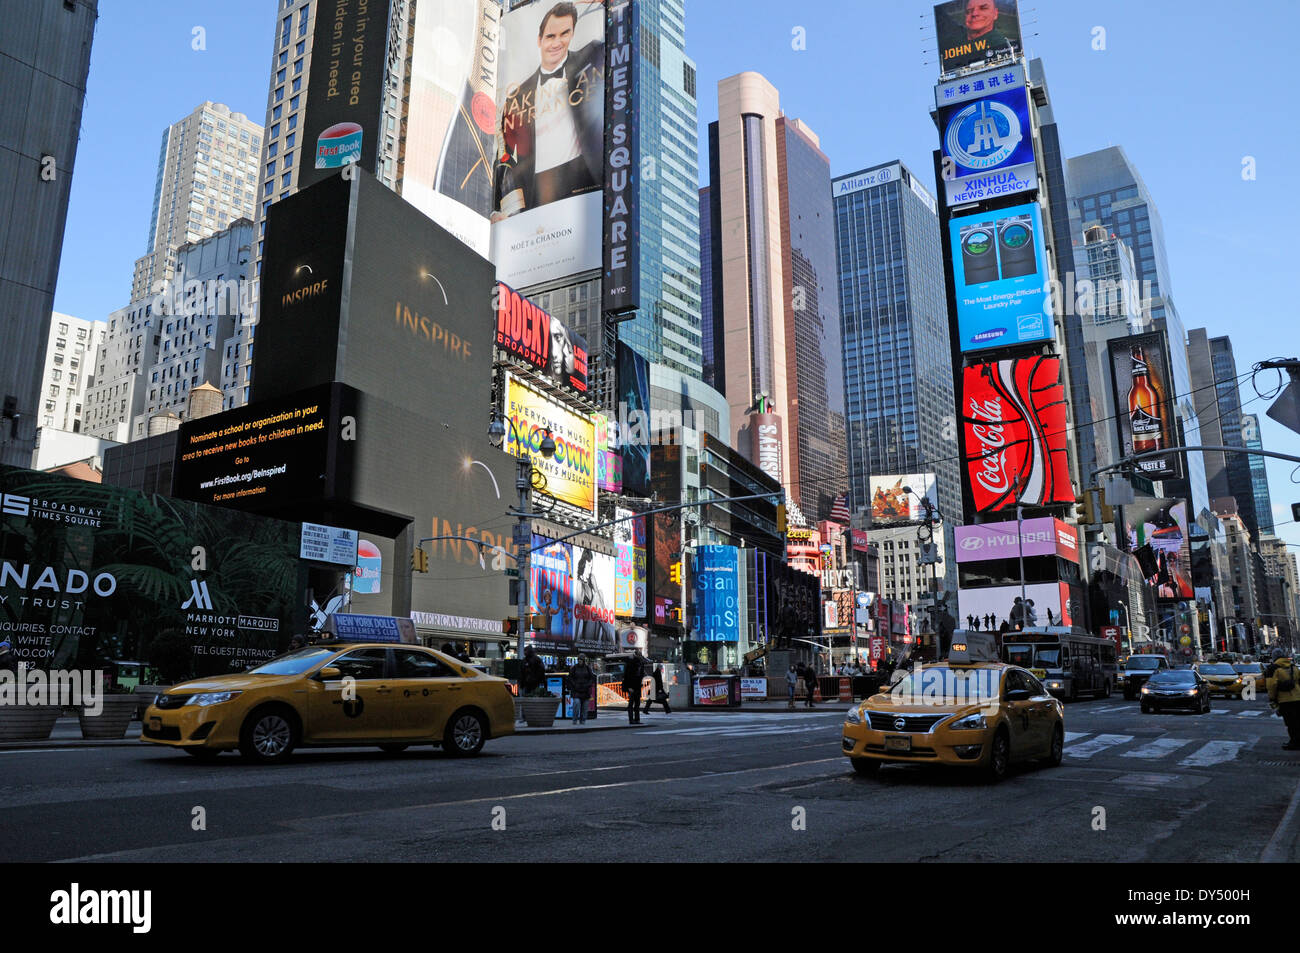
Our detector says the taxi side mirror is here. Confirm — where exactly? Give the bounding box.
[1005,688,1033,702]
[317,666,342,681]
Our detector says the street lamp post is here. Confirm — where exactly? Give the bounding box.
[903,484,941,655]
[487,411,555,667]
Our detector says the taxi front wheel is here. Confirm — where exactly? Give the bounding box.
[851,757,881,777]
[985,729,1010,782]
[239,705,299,764]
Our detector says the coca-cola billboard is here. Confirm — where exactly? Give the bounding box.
[962,357,1074,512]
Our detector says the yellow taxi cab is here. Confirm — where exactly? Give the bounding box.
[141,641,516,763]
[842,635,1064,782]
[1193,661,1244,697]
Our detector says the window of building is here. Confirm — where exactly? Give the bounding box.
[287,114,298,130]
[285,132,296,149]
[291,77,302,93]
[272,105,283,120]
[283,152,293,168]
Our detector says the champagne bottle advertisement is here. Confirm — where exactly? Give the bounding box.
[402,0,504,258]
[1107,330,1184,480]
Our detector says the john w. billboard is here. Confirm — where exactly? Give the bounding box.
[962,356,1074,512]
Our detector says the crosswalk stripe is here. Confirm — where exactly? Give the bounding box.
[1178,740,1246,767]
[1065,733,1133,759]
[1064,731,1089,743]
[1238,709,1266,717]
[1121,737,1195,759]
[1090,706,1129,714]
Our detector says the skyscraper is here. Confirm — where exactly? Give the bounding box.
[36,313,104,435]
[130,103,263,302]
[616,0,703,379]
[0,0,98,468]
[1068,145,1209,521]
[702,73,846,521]
[831,160,959,591]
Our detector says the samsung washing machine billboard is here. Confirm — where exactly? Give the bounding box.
[949,201,1051,353]
[939,86,1036,206]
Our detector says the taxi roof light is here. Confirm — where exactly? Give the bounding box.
[948,630,998,665]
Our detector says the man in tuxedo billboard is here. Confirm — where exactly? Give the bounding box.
[493,1,605,220]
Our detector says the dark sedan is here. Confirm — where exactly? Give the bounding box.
[1140,669,1211,714]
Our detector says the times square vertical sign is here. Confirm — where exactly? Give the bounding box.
[603,0,639,318]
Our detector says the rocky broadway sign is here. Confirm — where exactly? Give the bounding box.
[0,464,304,679]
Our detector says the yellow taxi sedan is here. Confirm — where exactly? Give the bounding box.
[142,642,516,763]
[1193,662,1244,698]
[842,643,1064,782]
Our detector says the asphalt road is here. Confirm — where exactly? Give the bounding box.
[2,695,1297,863]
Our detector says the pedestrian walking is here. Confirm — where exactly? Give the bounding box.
[568,656,595,725]
[622,650,645,724]
[786,663,798,710]
[803,662,818,708]
[1266,647,1300,750]
[643,662,672,715]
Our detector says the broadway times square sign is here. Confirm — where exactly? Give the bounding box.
[0,465,302,678]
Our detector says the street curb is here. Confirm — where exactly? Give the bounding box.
[595,706,853,715]
[0,739,140,751]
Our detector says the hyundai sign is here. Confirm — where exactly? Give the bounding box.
[939,86,1036,206]
[954,517,1080,564]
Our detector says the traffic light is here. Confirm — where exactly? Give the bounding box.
[669,561,681,585]
[670,607,684,623]
[1292,502,1300,524]
[412,547,429,573]
[776,503,787,535]
[502,619,517,636]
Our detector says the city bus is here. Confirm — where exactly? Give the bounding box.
[1001,627,1119,701]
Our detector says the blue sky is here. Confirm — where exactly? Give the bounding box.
[55,1,1300,555]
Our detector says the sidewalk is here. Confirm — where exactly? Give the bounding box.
[0,702,861,749]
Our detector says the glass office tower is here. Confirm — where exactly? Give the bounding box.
[832,161,959,591]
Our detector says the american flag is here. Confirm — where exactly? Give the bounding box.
[829,494,850,524]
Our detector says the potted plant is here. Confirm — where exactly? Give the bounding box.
[79,679,140,739]
[0,699,61,741]
[519,689,559,728]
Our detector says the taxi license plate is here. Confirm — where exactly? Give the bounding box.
[148,717,161,731]
[885,735,911,752]
[1030,669,1047,679]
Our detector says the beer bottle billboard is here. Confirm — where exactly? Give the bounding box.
[1128,345,1163,452]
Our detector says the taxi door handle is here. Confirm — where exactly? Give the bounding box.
[447,686,463,692]
[376,686,392,694]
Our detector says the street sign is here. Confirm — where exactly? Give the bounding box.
[504,568,519,578]
[856,592,869,608]
[512,523,531,547]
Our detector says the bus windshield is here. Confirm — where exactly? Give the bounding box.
[1004,643,1060,669]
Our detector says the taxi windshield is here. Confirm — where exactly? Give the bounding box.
[1233,663,1263,674]
[246,647,338,675]
[888,666,1002,705]
[1004,644,1059,668]
[1198,663,1235,675]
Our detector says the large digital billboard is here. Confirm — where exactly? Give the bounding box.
[690,545,741,642]
[504,374,596,513]
[495,282,589,394]
[402,0,502,256]
[0,464,301,680]
[869,473,937,526]
[491,0,607,288]
[957,581,1080,631]
[527,535,614,653]
[939,85,1036,206]
[934,0,1023,74]
[616,340,651,496]
[954,517,1080,564]
[613,506,646,618]
[602,0,639,316]
[174,382,352,511]
[1108,330,1183,480]
[1124,498,1194,600]
[300,0,394,190]
[962,357,1074,512]
[950,201,1051,352]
